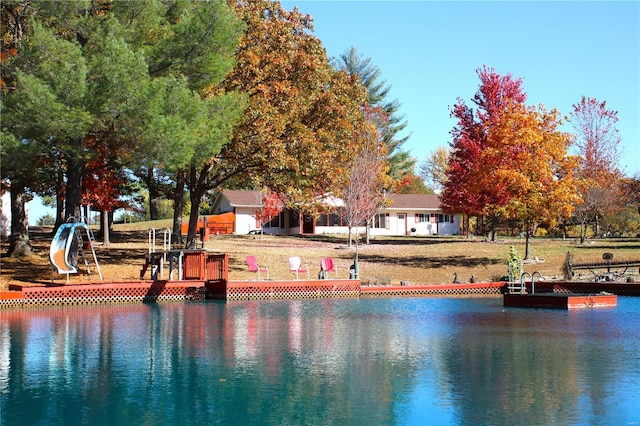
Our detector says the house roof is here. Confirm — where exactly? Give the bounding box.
[221,190,284,208]
[220,190,443,211]
[386,193,442,210]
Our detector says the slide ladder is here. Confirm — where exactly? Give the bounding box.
[144,228,172,280]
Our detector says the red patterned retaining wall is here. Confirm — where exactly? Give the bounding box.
[1,280,210,309]
[206,279,361,301]
[360,282,506,297]
[0,291,24,309]
[2,278,638,309]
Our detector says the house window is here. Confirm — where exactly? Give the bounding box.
[316,213,328,226]
[415,214,429,223]
[438,214,451,223]
[269,214,280,228]
[329,211,342,226]
[373,213,386,229]
[289,210,300,227]
[262,212,281,228]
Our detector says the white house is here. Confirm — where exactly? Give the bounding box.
[210,190,461,236]
[1,189,10,237]
[373,193,460,236]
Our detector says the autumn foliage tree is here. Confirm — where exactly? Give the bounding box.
[441,66,528,241]
[392,174,433,195]
[568,96,624,242]
[441,66,579,258]
[254,188,282,238]
[340,106,392,277]
[613,175,640,236]
[622,175,640,215]
[211,1,368,233]
[81,137,130,246]
[496,104,579,258]
[419,145,450,193]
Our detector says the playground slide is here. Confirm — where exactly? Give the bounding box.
[49,223,87,274]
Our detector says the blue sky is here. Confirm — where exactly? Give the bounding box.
[282,0,640,175]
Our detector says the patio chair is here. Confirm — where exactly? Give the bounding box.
[320,257,338,279]
[246,255,269,280]
[288,256,309,280]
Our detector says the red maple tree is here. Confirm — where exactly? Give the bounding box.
[441,66,528,240]
[254,189,282,236]
[80,136,129,245]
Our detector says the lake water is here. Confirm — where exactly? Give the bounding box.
[1,297,639,426]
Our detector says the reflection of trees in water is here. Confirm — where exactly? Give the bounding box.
[214,299,425,424]
[3,301,635,425]
[1,301,426,424]
[440,311,620,425]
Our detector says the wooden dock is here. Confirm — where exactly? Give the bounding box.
[504,292,618,309]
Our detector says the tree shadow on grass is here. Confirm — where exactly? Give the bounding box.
[96,247,147,265]
[357,253,503,269]
[301,234,481,246]
[574,244,640,251]
[3,258,53,285]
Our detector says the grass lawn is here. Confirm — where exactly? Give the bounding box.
[1,220,639,289]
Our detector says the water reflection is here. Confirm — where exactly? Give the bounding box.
[0,298,638,425]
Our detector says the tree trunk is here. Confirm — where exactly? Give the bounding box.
[55,190,64,231]
[524,228,531,260]
[102,210,110,247]
[186,191,204,249]
[490,213,497,242]
[7,182,32,257]
[172,170,185,245]
[146,168,159,221]
[365,220,371,244]
[579,219,587,244]
[477,215,485,236]
[353,232,360,279]
[65,141,84,221]
[53,167,65,231]
[82,205,88,223]
[185,168,207,249]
